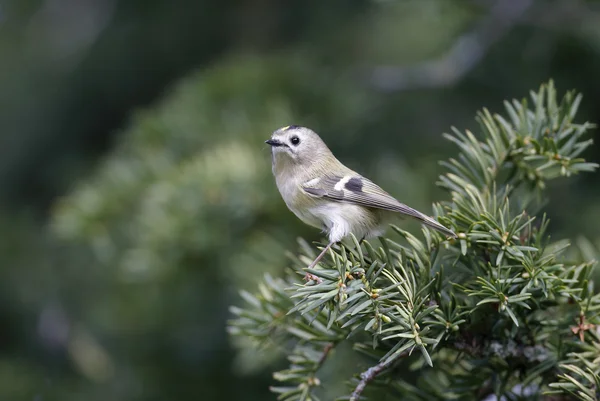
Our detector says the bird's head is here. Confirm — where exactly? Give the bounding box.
[265,126,333,173]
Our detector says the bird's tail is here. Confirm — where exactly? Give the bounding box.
[394,203,457,238]
[418,214,457,238]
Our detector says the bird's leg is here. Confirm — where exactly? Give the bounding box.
[304,241,335,282]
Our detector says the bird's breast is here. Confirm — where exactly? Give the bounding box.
[309,202,381,243]
[275,173,322,229]
[274,170,384,242]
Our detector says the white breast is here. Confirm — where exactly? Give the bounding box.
[273,164,383,243]
[275,171,323,230]
[309,202,380,243]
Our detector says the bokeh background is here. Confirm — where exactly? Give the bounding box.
[1,0,600,400]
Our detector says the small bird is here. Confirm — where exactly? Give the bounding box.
[266,125,456,272]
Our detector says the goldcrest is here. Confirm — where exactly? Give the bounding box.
[266,125,456,270]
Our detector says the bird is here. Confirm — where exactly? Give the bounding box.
[265,125,456,273]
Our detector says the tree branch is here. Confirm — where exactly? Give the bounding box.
[317,342,335,368]
[370,0,533,92]
[349,334,553,401]
[350,351,408,401]
[307,342,336,387]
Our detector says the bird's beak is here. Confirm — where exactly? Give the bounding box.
[265,139,283,147]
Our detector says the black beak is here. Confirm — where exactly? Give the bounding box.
[265,139,283,147]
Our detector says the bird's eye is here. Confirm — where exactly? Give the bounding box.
[290,136,300,146]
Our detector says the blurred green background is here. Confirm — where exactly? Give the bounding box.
[1,0,600,400]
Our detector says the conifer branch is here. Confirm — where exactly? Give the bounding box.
[350,350,408,401]
[228,81,599,401]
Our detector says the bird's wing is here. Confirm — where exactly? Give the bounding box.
[302,174,456,238]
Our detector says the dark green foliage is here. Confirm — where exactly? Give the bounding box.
[229,82,600,401]
[4,2,600,400]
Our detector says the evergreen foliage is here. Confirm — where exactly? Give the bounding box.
[228,81,600,400]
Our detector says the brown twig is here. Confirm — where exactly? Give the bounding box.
[349,351,408,401]
[295,343,337,390]
[306,342,335,387]
[317,342,335,369]
[349,333,554,400]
